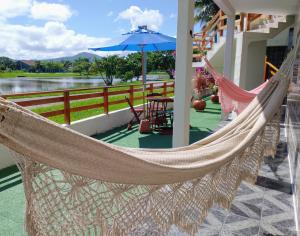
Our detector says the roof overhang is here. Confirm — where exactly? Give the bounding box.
[214,0,300,15]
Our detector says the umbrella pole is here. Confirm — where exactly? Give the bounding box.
[142,48,146,119]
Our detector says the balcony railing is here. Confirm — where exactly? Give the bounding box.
[1,81,175,125]
[193,10,273,61]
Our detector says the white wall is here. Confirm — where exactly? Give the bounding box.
[234,33,267,90]
[0,105,144,170]
[245,40,267,90]
[268,27,290,47]
[69,106,138,136]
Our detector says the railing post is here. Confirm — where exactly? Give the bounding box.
[63,90,71,125]
[129,85,134,105]
[263,56,268,81]
[163,82,167,96]
[218,11,224,36]
[149,83,154,94]
[103,87,109,114]
[210,37,214,49]
[240,13,245,32]
[246,14,251,31]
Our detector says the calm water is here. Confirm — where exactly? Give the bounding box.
[0,75,163,94]
[0,76,119,94]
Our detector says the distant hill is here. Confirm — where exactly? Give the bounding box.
[45,52,102,62]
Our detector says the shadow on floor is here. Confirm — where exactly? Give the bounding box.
[0,166,22,192]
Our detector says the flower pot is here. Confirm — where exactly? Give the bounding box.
[210,94,219,104]
[193,99,206,111]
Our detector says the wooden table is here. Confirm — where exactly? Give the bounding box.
[146,96,174,130]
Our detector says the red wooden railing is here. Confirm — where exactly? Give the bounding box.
[1,82,175,125]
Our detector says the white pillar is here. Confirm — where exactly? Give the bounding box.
[223,14,235,80]
[172,0,194,148]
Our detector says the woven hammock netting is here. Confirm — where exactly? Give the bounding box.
[0,41,297,236]
[204,58,269,115]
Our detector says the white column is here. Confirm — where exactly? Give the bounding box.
[223,14,235,80]
[172,0,194,148]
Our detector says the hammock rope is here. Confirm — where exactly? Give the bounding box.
[0,42,297,235]
[204,58,269,115]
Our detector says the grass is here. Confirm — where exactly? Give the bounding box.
[0,71,82,78]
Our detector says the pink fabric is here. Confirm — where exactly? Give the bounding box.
[204,58,268,115]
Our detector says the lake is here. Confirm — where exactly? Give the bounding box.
[0,75,165,95]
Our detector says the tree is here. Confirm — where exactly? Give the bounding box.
[0,57,17,71]
[31,61,44,73]
[194,0,219,25]
[126,53,142,80]
[73,58,91,76]
[63,61,72,72]
[123,71,134,83]
[92,56,120,86]
[148,51,175,79]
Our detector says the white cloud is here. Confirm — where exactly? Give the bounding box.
[0,0,32,19]
[116,6,163,31]
[30,1,72,22]
[107,11,113,17]
[169,13,176,19]
[0,21,111,59]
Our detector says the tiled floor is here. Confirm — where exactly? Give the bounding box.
[167,121,297,236]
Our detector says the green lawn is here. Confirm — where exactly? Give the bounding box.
[0,71,82,78]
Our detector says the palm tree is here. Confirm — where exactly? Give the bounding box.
[194,0,219,27]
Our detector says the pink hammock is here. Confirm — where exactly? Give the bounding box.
[204,58,268,115]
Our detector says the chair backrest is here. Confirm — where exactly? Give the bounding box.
[125,97,141,123]
[147,92,162,97]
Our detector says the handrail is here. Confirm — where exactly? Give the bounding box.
[2,81,175,125]
[264,57,279,81]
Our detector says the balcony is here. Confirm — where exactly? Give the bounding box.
[0,94,298,235]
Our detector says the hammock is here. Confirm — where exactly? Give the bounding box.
[0,44,296,235]
[204,58,269,115]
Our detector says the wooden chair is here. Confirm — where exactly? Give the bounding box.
[125,97,143,130]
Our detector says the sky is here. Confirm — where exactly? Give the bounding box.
[0,0,179,60]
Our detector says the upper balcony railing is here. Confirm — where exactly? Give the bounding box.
[193,10,273,61]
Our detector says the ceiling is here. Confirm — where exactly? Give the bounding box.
[227,0,299,15]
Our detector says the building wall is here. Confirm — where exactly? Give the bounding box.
[234,33,267,90]
[244,40,267,90]
[268,27,290,47]
[286,56,300,234]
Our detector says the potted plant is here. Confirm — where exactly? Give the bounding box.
[210,85,219,104]
[192,67,207,112]
[192,89,206,111]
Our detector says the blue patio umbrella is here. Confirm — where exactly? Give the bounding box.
[90,25,176,80]
[90,25,176,115]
